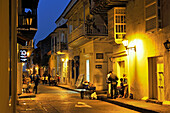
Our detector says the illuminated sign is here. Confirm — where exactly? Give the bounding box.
[20,49,27,62]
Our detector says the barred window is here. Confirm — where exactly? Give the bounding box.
[114,7,126,43]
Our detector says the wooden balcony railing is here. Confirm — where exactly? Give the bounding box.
[68,23,107,43]
[60,42,68,51]
[85,23,108,35]
[68,24,85,44]
[56,42,68,52]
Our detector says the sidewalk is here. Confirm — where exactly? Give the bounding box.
[57,84,170,113]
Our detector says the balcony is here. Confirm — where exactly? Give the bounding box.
[56,42,68,54]
[18,14,37,30]
[17,13,37,41]
[68,23,108,47]
[90,0,128,14]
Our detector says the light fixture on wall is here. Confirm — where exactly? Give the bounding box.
[61,58,65,62]
[122,38,136,52]
[164,40,170,52]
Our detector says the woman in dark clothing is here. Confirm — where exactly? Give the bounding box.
[33,72,40,94]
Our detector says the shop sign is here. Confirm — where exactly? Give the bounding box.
[20,49,27,62]
[95,65,102,69]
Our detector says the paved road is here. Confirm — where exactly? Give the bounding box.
[17,84,139,113]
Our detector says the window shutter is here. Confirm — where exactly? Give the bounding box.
[108,8,114,39]
[145,0,162,32]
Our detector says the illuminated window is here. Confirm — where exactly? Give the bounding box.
[114,7,126,40]
[145,0,162,32]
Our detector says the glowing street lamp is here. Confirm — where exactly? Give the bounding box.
[122,38,128,49]
[61,58,65,62]
[122,38,136,52]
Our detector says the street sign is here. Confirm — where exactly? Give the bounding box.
[95,65,102,69]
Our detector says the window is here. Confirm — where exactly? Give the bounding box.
[69,19,73,34]
[114,7,126,42]
[61,32,65,43]
[96,53,104,59]
[145,0,162,32]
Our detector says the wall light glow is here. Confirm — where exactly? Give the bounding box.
[61,58,65,62]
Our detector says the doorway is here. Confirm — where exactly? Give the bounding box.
[86,60,90,82]
[74,56,79,81]
[117,61,125,85]
[148,57,164,100]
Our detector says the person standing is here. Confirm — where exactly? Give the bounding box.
[108,71,118,99]
[48,74,51,86]
[33,72,40,94]
[106,72,111,97]
[42,72,46,84]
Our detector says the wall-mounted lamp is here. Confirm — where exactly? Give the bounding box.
[122,38,136,52]
[164,40,170,52]
[61,58,65,62]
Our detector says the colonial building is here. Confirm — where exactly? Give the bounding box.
[91,0,170,103]
[17,0,39,95]
[50,24,68,84]
[0,0,38,112]
[61,0,113,90]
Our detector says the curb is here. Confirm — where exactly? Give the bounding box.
[57,85,80,93]
[18,94,36,98]
[57,85,159,113]
[98,96,159,113]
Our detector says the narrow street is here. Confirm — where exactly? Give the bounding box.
[17,84,139,113]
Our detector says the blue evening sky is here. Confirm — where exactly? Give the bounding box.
[34,0,70,47]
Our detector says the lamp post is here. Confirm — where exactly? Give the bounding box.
[164,40,170,52]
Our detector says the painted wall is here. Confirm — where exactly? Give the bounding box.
[78,40,113,90]
[17,63,23,94]
[126,0,170,100]
[93,41,113,90]
[49,54,57,77]
[0,0,11,112]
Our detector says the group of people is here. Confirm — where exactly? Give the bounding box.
[42,72,51,85]
[41,72,60,86]
[23,71,61,94]
[106,71,128,99]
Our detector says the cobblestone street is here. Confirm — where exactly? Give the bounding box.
[17,84,140,113]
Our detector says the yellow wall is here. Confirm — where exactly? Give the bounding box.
[78,40,113,90]
[0,0,11,112]
[49,54,57,77]
[125,0,170,100]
